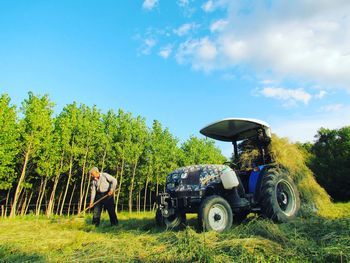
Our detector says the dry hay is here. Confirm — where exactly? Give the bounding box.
[239,134,334,217]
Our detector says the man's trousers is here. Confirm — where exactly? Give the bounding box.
[92,192,118,226]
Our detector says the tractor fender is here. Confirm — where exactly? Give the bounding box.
[249,164,276,199]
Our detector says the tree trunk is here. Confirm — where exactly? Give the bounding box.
[5,189,11,218]
[101,146,107,173]
[143,176,149,212]
[36,177,48,216]
[46,155,64,217]
[20,190,28,216]
[35,177,44,215]
[116,156,125,213]
[83,170,91,213]
[10,145,31,218]
[138,190,141,213]
[56,190,63,215]
[78,148,89,214]
[60,151,74,215]
[128,159,139,213]
[67,182,76,216]
[24,192,33,215]
[149,188,152,212]
[16,190,25,215]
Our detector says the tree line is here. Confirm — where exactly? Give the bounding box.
[300,127,350,202]
[0,92,226,217]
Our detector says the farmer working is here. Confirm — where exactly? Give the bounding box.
[89,167,118,226]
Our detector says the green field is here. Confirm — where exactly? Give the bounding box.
[0,203,349,263]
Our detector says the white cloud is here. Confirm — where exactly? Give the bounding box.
[315,90,327,99]
[177,0,189,7]
[158,45,173,59]
[210,19,228,32]
[142,0,158,10]
[202,0,228,12]
[321,103,344,113]
[177,0,195,17]
[140,38,157,55]
[261,87,312,105]
[177,1,350,91]
[176,37,217,71]
[202,0,214,12]
[173,23,198,36]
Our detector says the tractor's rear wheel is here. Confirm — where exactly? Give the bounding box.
[198,195,233,232]
[260,168,300,222]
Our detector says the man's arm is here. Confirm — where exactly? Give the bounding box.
[90,181,96,207]
[104,173,117,194]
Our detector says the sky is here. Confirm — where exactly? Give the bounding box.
[1,0,350,157]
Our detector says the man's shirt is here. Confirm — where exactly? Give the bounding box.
[90,172,117,203]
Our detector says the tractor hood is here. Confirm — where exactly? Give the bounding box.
[200,118,271,142]
[166,164,233,192]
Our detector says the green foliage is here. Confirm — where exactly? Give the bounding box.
[19,92,54,156]
[308,127,350,201]
[180,136,227,166]
[0,94,19,190]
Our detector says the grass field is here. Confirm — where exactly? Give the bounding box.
[0,203,349,263]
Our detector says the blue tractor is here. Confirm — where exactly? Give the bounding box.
[156,118,300,232]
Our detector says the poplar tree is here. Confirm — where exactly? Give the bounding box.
[56,102,80,215]
[127,116,148,212]
[10,92,54,217]
[180,136,227,166]
[0,94,19,191]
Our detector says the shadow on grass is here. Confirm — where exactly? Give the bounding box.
[80,213,201,235]
[0,246,45,263]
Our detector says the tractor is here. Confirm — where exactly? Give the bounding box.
[156,118,300,232]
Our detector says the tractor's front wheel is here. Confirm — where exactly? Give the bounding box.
[155,208,165,227]
[156,208,186,229]
[260,168,300,222]
[198,195,233,232]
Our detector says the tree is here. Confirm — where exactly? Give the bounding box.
[0,94,19,191]
[127,116,148,213]
[56,102,80,215]
[309,127,350,201]
[180,136,227,166]
[114,109,133,211]
[10,92,54,217]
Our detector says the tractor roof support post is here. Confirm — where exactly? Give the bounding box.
[233,141,238,162]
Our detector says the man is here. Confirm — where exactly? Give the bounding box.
[89,167,118,226]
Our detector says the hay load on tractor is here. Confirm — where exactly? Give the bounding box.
[156,118,301,232]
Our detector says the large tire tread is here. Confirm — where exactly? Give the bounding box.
[198,195,233,232]
[260,167,300,222]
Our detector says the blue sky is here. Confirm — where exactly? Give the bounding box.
[1,0,350,157]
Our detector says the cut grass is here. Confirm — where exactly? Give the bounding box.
[0,205,349,263]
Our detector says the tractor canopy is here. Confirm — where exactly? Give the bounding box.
[200,118,271,142]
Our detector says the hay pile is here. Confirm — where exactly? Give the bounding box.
[239,134,336,217]
[269,135,334,216]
